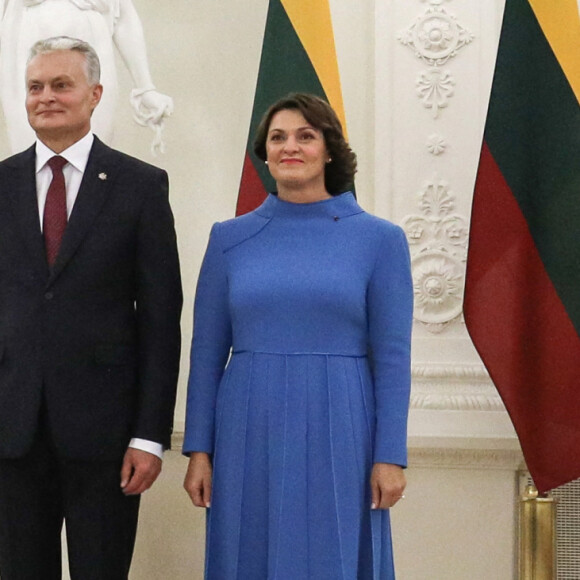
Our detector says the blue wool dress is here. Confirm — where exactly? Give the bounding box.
[183,192,413,580]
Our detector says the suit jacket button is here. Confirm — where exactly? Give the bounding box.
[44,292,54,300]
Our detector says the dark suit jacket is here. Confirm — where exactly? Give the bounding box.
[0,136,182,460]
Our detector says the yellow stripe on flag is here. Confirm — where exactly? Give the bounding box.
[280,0,348,137]
[529,0,580,103]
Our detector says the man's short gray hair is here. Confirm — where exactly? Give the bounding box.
[27,36,101,85]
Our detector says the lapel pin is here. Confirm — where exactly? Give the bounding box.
[98,172,107,181]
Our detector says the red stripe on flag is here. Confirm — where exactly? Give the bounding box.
[464,143,580,492]
[236,153,268,217]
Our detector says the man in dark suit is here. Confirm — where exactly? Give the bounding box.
[0,36,182,579]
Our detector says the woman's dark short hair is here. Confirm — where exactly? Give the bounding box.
[253,93,357,195]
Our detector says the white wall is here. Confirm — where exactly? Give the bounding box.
[0,1,524,578]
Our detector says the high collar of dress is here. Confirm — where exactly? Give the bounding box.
[255,192,363,220]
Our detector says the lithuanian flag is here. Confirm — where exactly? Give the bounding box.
[464,0,580,492]
[236,0,347,216]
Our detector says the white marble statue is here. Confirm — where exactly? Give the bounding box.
[0,0,173,154]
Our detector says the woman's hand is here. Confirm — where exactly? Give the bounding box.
[370,463,406,510]
[184,452,213,508]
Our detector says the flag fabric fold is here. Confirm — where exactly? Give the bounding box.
[464,0,580,492]
[236,0,347,216]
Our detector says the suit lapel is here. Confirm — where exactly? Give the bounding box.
[6,146,50,278]
[48,137,119,285]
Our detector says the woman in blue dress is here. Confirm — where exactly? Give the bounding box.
[183,93,413,579]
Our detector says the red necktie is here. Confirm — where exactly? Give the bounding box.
[43,156,68,266]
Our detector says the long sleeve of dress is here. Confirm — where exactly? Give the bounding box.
[183,223,232,454]
[368,225,413,466]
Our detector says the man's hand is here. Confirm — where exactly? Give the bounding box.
[184,452,212,508]
[120,448,162,495]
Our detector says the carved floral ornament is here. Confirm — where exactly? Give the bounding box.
[426,133,447,155]
[402,177,469,332]
[417,69,455,118]
[398,6,474,67]
[412,252,463,325]
[398,5,474,118]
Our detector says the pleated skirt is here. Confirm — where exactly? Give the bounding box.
[204,352,395,580]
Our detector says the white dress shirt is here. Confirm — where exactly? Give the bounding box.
[35,132,93,227]
[35,132,163,460]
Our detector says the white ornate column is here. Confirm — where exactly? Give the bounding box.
[374,0,519,450]
[374,0,522,577]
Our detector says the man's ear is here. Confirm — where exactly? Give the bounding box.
[91,83,103,111]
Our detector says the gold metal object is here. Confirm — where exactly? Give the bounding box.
[519,484,557,579]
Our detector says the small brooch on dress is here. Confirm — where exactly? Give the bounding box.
[98,173,107,181]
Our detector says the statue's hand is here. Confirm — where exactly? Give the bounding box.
[134,90,174,124]
[129,88,174,155]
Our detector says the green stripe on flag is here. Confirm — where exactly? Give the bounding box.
[245,0,327,194]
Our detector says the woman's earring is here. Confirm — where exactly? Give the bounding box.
[327,157,332,163]
[265,160,269,165]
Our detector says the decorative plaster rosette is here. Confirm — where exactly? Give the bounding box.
[412,251,463,326]
[399,6,474,67]
[426,133,447,155]
[402,177,469,332]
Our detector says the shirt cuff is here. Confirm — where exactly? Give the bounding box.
[129,438,164,460]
